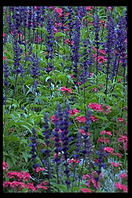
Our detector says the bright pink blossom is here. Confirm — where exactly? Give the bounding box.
[115,182,128,192]
[69,109,79,116]
[55,8,62,16]
[80,188,91,193]
[36,167,45,173]
[75,116,86,123]
[117,118,124,122]
[90,115,97,122]
[119,173,128,179]
[86,6,92,11]
[88,103,103,112]
[60,87,72,93]
[110,162,122,167]
[98,137,110,143]
[25,183,36,191]
[104,147,114,153]
[3,161,8,171]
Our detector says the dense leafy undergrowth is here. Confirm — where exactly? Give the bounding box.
[3,6,128,193]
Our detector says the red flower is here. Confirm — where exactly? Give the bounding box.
[119,173,127,179]
[3,56,6,61]
[115,182,128,192]
[35,167,45,173]
[80,188,91,193]
[55,8,62,16]
[90,115,97,122]
[99,49,106,55]
[98,137,110,143]
[88,103,103,112]
[51,115,56,123]
[85,6,92,11]
[117,118,124,122]
[69,109,79,116]
[59,87,72,93]
[104,147,114,153]
[75,116,86,123]
[3,161,8,171]
[110,162,122,167]
[25,183,36,191]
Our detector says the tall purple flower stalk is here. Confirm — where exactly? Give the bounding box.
[72,15,81,84]
[31,53,40,89]
[93,8,100,76]
[45,14,54,73]
[105,11,115,95]
[62,105,70,190]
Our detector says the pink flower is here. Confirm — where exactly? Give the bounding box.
[59,87,72,93]
[55,8,62,17]
[88,103,103,112]
[110,162,122,167]
[97,56,107,63]
[25,183,36,191]
[80,188,91,193]
[75,116,86,123]
[117,118,124,122]
[3,181,10,188]
[90,115,97,122]
[36,184,48,190]
[118,135,127,143]
[86,6,92,11]
[3,161,8,171]
[98,137,110,143]
[83,174,90,180]
[99,49,106,55]
[35,167,45,173]
[69,109,79,116]
[115,182,128,192]
[22,171,31,181]
[68,158,80,164]
[51,115,56,123]
[119,173,127,179]
[104,147,114,153]
[112,152,123,158]
[100,130,112,136]
[3,56,6,61]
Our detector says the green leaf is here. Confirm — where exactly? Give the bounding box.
[55,32,66,37]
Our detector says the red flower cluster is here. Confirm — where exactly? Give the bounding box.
[3,161,8,171]
[88,103,103,112]
[115,182,128,192]
[75,116,86,123]
[68,158,80,164]
[69,109,79,116]
[35,167,45,173]
[59,87,72,93]
[100,130,112,136]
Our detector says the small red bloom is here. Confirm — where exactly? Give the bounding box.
[86,6,92,11]
[90,115,97,122]
[3,161,8,171]
[59,87,72,93]
[117,118,124,122]
[69,109,79,116]
[80,188,91,193]
[110,162,122,167]
[3,56,6,61]
[75,116,86,123]
[119,173,127,179]
[36,167,45,173]
[55,8,62,16]
[104,147,114,153]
